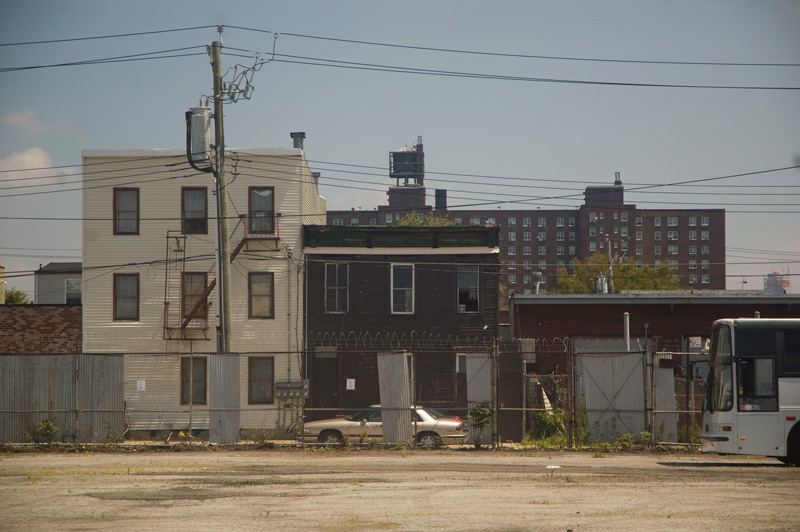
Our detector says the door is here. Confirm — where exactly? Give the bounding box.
[735,357,782,456]
[310,352,339,421]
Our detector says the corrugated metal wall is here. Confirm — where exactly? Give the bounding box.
[0,354,124,443]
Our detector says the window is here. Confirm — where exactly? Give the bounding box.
[689,260,697,269]
[701,231,709,241]
[350,217,359,226]
[589,242,596,252]
[654,217,661,227]
[668,217,678,226]
[589,212,597,222]
[524,275,531,284]
[508,260,516,270]
[589,227,597,237]
[391,264,414,314]
[655,245,662,255]
[689,217,697,226]
[182,272,207,319]
[614,212,618,220]
[457,265,480,313]
[599,213,604,220]
[325,263,348,313]
[523,217,531,227]
[701,245,710,255]
[689,231,697,241]
[538,246,546,255]
[655,231,661,241]
[65,279,81,305]
[508,246,516,255]
[249,272,274,319]
[621,212,628,222]
[386,214,393,224]
[569,246,576,255]
[621,227,628,237]
[538,260,547,270]
[557,246,564,255]
[669,259,679,268]
[538,217,546,227]
[370,218,377,226]
[737,358,777,411]
[636,260,642,269]
[538,231,547,241]
[636,217,643,226]
[702,274,710,284]
[470,217,480,226]
[523,260,532,270]
[524,232,532,241]
[689,245,697,255]
[332,218,344,226]
[655,260,662,266]
[508,232,516,242]
[524,246,532,255]
[668,245,678,255]
[487,218,495,225]
[508,274,516,284]
[636,231,642,241]
[181,187,207,234]
[689,274,697,284]
[248,357,274,404]
[569,232,575,241]
[557,260,565,269]
[180,357,206,405]
[113,188,139,235]
[636,245,643,255]
[569,217,576,227]
[702,260,710,269]
[508,217,516,227]
[113,273,138,321]
[614,227,618,235]
[701,217,710,226]
[668,231,678,241]
[557,217,564,227]
[249,187,275,233]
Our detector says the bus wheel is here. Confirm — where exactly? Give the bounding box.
[787,427,800,466]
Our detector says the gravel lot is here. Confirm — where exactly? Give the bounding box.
[1,447,798,532]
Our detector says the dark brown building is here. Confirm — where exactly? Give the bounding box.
[303,225,500,418]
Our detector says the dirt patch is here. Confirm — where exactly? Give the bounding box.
[2,449,798,531]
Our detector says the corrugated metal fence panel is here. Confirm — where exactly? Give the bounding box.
[0,354,123,443]
[76,354,125,442]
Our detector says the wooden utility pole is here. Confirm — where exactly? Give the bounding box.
[211,40,232,353]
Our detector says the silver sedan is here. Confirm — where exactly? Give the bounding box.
[300,406,466,447]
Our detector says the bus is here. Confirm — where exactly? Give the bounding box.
[701,318,800,465]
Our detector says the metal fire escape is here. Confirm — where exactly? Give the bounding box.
[163,215,280,340]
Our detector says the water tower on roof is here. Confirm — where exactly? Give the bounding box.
[387,136,426,208]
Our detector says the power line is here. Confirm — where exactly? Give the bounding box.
[259,53,800,91]
[0,25,218,47]
[0,47,207,73]
[226,26,800,68]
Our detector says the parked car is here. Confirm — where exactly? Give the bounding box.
[299,405,465,447]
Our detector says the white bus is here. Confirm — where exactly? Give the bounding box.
[701,318,800,464]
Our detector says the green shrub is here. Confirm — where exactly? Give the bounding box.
[28,420,60,444]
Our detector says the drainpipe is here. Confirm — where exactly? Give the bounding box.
[624,312,630,352]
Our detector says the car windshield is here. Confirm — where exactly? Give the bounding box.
[423,408,447,419]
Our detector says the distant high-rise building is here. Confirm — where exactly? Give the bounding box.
[764,270,791,295]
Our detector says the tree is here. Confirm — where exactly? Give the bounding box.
[396,211,457,227]
[4,287,31,305]
[556,252,682,294]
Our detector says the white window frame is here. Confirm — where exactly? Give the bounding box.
[390,263,415,315]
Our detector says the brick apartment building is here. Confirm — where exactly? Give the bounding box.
[327,140,726,296]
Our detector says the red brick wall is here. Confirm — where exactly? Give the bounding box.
[0,305,81,354]
[514,302,800,350]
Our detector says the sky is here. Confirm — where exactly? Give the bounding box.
[1,0,799,299]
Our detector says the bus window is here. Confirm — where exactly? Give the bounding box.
[784,330,800,374]
[737,358,777,411]
[735,329,778,356]
[707,324,733,412]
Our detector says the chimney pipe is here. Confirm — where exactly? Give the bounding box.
[615,172,622,186]
[290,132,306,150]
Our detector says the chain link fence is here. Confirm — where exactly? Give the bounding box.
[1,343,707,446]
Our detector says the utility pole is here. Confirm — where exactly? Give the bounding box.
[211,38,233,354]
[605,236,615,294]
